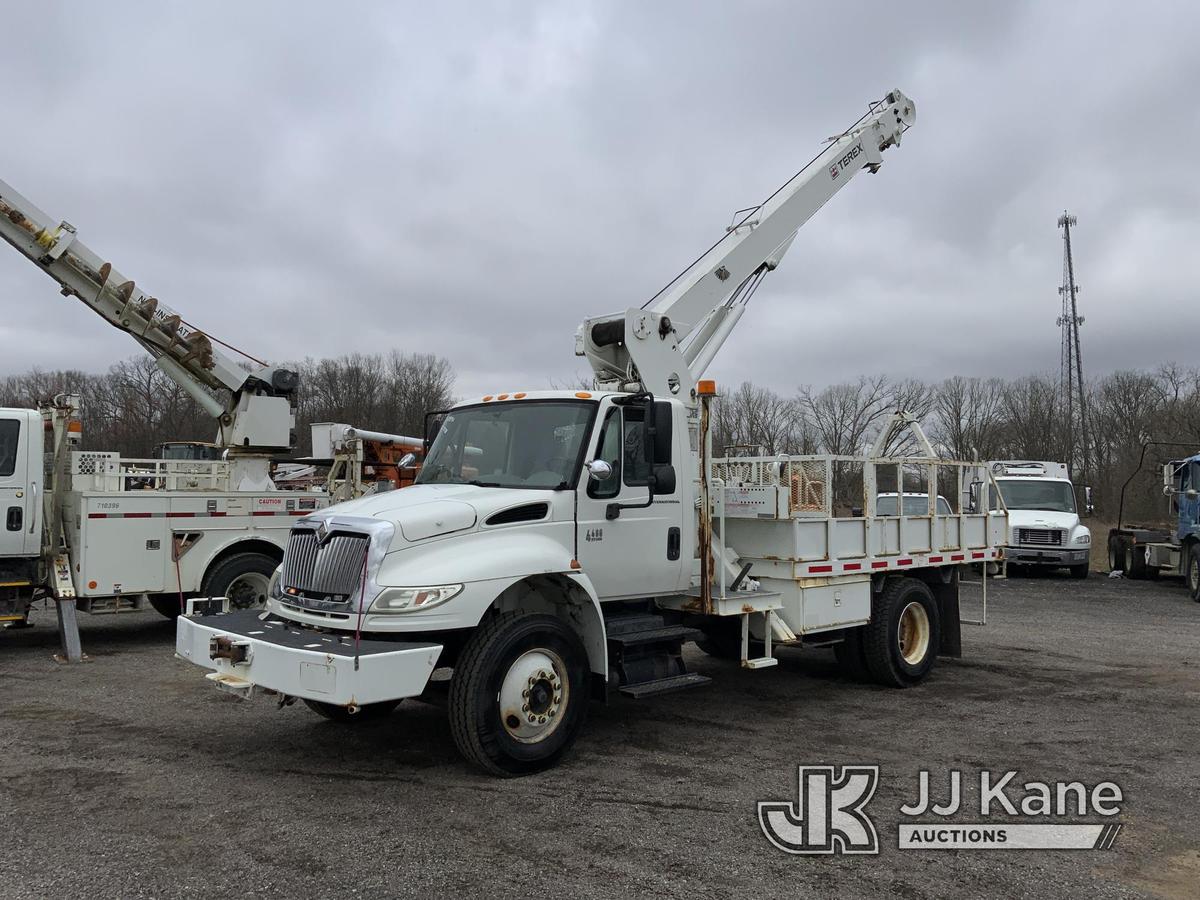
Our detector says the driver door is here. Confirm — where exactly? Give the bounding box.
[0,412,40,559]
[575,401,684,600]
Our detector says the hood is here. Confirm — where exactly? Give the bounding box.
[1006,509,1081,531]
[313,484,559,543]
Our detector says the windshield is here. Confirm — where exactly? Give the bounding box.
[994,478,1076,513]
[877,495,953,516]
[416,401,595,490]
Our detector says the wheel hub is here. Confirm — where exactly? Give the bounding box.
[897,601,931,666]
[499,649,567,744]
[227,572,270,610]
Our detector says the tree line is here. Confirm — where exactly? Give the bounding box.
[0,351,455,458]
[712,367,1200,523]
[2,354,1196,523]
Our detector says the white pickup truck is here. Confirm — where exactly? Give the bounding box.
[989,460,1092,578]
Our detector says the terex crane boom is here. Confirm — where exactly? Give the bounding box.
[0,181,297,489]
[580,90,915,400]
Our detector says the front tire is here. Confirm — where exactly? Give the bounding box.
[1070,562,1090,580]
[149,593,183,619]
[202,552,279,610]
[449,612,589,777]
[863,578,941,687]
[1186,546,1200,602]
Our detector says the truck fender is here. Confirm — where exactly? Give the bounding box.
[490,571,607,680]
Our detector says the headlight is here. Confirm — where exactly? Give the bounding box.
[1074,533,1091,545]
[268,565,282,598]
[370,584,463,613]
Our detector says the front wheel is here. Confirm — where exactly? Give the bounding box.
[1069,563,1090,580]
[1186,547,1200,602]
[449,612,590,777]
[149,593,183,619]
[863,578,941,687]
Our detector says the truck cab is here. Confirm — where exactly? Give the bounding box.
[0,409,44,623]
[989,460,1091,578]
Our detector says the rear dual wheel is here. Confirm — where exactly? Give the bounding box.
[862,578,941,687]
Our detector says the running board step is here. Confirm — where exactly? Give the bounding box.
[606,625,703,647]
[618,672,712,699]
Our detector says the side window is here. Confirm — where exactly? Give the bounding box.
[588,409,621,499]
[622,407,651,487]
[0,419,19,478]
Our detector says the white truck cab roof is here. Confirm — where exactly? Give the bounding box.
[990,460,1071,481]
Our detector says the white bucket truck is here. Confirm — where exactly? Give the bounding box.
[989,460,1092,578]
[175,90,1007,776]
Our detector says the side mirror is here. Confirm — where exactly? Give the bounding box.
[967,482,981,513]
[1084,485,1096,516]
[652,464,676,495]
[397,452,417,468]
[641,399,673,465]
[586,459,613,481]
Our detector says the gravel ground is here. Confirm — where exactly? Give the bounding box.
[1,573,1198,899]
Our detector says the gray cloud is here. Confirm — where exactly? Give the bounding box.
[1,1,1196,401]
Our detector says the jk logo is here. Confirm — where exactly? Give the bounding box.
[758,766,880,855]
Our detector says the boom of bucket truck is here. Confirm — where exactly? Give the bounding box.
[175,89,1007,778]
[0,180,412,659]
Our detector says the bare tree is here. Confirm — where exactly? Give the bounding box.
[798,375,891,455]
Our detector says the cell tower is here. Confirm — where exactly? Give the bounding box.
[1057,211,1089,478]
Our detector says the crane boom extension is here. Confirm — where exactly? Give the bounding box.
[578,89,915,400]
[0,179,297,451]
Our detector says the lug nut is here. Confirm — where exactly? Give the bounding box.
[522,704,529,712]
[538,716,547,724]
[527,714,536,723]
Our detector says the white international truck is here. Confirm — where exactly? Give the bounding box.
[0,179,339,659]
[176,90,1008,776]
[988,460,1092,578]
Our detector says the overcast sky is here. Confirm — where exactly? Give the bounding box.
[2,2,1197,401]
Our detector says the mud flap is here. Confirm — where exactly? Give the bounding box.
[932,570,962,658]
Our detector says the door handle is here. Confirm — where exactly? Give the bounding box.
[667,526,680,561]
[28,482,37,533]
[6,506,20,532]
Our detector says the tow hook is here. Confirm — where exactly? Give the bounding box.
[209,635,251,665]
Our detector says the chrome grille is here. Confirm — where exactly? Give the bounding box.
[1016,527,1063,546]
[280,528,369,602]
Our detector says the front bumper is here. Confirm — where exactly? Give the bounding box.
[1005,546,1090,566]
[176,610,442,707]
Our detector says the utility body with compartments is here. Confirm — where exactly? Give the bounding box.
[988,460,1092,578]
[0,397,332,657]
[1107,451,1200,599]
[175,89,1009,776]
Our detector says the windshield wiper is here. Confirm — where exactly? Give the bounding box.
[467,479,502,487]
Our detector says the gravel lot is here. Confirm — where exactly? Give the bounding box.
[2,573,1197,899]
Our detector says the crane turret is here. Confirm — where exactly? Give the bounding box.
[577,89,915,401]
